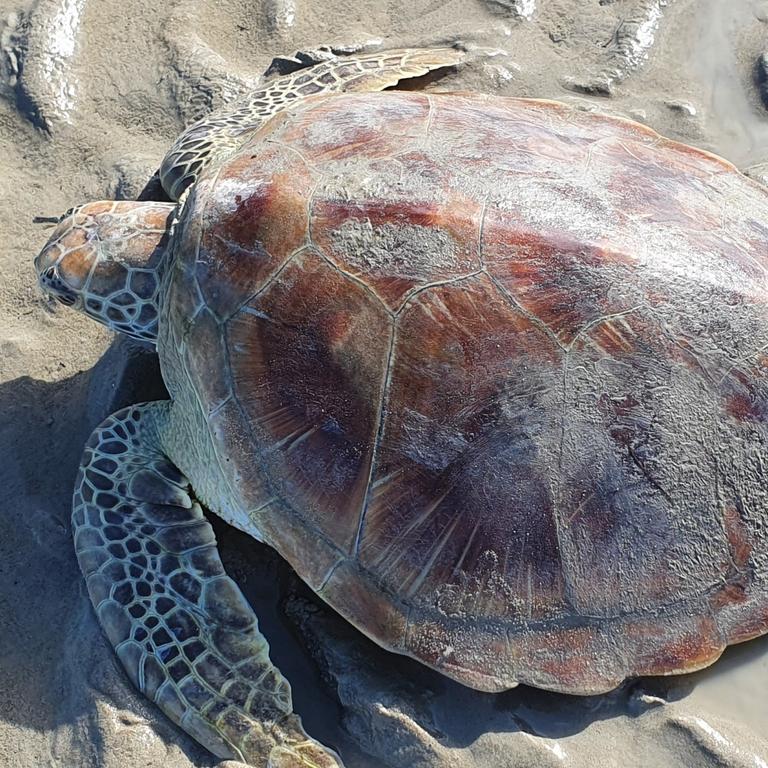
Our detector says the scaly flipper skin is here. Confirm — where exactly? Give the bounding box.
[72,401,342,767]
[160,46,465,200]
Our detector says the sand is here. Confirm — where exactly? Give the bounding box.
[2,0,768,766]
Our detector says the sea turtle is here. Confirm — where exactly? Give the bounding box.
[34,45,768,767]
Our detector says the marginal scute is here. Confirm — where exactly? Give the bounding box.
[160,233,205,356]
[318,559,408,650]
[620,611,724,678]
[506,620,627,694]
[204,397,274,515]
[184,308,233,414]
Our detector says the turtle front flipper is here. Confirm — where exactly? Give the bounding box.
[73,401,342,767]
[160,46,465,200]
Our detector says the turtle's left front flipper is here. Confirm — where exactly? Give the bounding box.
[73,401,342,767]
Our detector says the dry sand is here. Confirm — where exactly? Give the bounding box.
[2,0,768,766]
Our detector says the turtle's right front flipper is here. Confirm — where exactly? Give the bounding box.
[160,46,465,200]
[73,401,342,767]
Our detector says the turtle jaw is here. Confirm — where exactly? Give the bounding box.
[37,262,82,308]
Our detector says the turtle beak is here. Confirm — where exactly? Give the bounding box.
[38,264,80,307]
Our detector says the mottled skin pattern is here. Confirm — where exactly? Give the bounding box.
[33,69,768,765]
[168,90,768,694]
[72,402,339,767]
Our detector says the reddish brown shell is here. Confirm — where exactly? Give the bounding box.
[163,90,768,694]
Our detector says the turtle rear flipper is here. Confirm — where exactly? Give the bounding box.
[73,401,342,767]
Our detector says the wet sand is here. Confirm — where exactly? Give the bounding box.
[2,0,768,766]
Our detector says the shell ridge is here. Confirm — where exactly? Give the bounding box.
[395,269,485,316]
[483,270,565,350]
[421,93,437,151]
[228,248,306,322]
[306,180,395,316]
[352,322,398,556]
[315,249,394,317]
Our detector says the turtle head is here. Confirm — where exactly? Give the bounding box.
[35,200,176,343]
